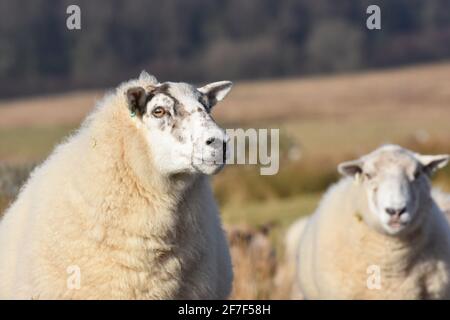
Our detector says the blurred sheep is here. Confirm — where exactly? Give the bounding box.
[294,145,450,299]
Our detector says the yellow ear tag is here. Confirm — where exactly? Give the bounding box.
[355,212,363,222]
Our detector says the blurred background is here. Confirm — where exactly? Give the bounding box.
[1,0,450,299]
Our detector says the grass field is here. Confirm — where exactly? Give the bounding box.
[1,62,450,299]
[1,62,450,161]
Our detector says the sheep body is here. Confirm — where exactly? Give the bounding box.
[0,74,232,299]
[276,216,308,299]
[297,178,450,299]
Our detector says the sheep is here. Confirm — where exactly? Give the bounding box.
[295,144,450,299]
[275,216,309,299]
[0,71,234,299]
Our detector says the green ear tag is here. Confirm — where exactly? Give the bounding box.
[130,111,136,117]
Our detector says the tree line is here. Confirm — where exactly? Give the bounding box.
[0,0,449,98]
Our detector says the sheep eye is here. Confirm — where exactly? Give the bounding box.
[152,107,166,118]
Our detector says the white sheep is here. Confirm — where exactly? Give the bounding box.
[295,144,450,299]
[0,72,234,299]
[275,216,309,299]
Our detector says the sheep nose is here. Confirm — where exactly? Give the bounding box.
[205,136,226,148]
[205,136,218,146]
[385,207,407,216]
[205,136,228,163]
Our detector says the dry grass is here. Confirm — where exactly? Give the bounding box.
[2,61,450,164]
[0,91,100,128]
[226,224,278,300]
[2,62,450,129]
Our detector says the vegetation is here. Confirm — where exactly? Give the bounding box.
[1,0,450,98]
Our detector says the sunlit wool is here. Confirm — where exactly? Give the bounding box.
[0,72,233,299]
[294,145,450,299]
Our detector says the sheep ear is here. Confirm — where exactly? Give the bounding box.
[126,87,147,116]
[416,154,450,175]
[139,70,158,84]
[338,160,363,177]
[198,81,233,108]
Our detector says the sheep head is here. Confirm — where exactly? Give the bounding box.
[126,72,233,176]
[338,144,449,236]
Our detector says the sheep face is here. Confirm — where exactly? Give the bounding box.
[339,145,449,236]
[126,80,232,176]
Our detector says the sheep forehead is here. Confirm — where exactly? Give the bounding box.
[148,94,174,108]
[159,82,205,112]
[144,83,211,142]
[364,147,418,175]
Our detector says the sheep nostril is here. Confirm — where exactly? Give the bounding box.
[206,137,215,146]
[386,208,396,216]
[386,207,407,216]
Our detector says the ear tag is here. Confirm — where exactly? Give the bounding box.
[130,111,136,118]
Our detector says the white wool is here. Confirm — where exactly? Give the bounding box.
[294,177,450,299]
[138,70,159,85]
[274,216,309,299]
[0,73,233,299]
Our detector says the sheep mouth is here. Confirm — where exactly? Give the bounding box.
[192,159,226,175]
[387,220,408,231]
[192,151,227,166]
[389,221,403,228]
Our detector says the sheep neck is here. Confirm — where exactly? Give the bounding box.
[351,182,433,275]
[85,102,205,248]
